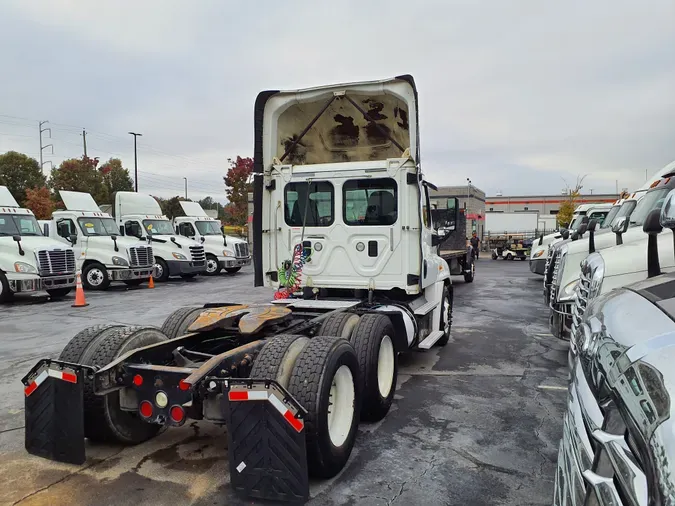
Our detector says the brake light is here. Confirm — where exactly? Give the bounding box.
[139,400,153,418]
[170,406,185,423]
[132,374,143,386]
[178,379,190,391]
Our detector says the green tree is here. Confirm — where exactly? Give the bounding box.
[50,156,109,204]
[152,195,189,219]
[100,158,134,197]
[223,156,252,226]
[198,196,225,219]
[557,176,586,228]
[0,151,47,206]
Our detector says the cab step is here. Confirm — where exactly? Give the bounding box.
[413,300,438,316]
[417,330,445,349]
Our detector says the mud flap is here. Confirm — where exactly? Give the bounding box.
[22,360,91,465]
[222,378,309,503]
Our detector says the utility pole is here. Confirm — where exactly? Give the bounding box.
[183,177,188,199]
[128,132,142,191]
[39,121,53,173]
[466,178,471,211]
[81,129,87,157]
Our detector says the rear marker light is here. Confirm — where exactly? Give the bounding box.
[178,379,190,391]
[139,400,153,418]
[170,406,185,423]
[132,374,143,386]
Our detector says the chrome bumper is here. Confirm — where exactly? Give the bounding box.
[9,274,76,294]
[220,257,251,269]
[109,267,153,281]
[549,301,573,341]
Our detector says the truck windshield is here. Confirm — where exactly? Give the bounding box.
[0,214,43,236]
[77,217,119,236]
[611,200,636,226]
[195,221,222,235]
[629,188,669,227]
[568,213,583,230]
[143,219,175,235]
[601,206,620,228]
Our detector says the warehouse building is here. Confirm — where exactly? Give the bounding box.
[485,193,618,215]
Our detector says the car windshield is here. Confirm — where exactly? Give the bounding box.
[195,221,222,235]
[0,214,43,236]
[629,188,670,227]
[78,217,119,236]
[143,219,175,235]
[601,206,620,228]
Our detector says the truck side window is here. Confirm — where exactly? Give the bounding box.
[125,221,142,237]
[56,219,75,238]
[284,181,334,227]
[179,223,195,236]
[343,178,398,226]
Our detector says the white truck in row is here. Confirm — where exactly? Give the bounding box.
[0,186,76,302]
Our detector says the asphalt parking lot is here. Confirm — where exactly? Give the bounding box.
[0,259,569,506]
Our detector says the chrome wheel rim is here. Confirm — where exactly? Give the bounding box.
[87,268,105,286]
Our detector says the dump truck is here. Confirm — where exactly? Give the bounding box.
[21,75,459,503]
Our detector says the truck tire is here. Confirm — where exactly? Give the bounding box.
[82,262,111,290]
[0,272,14,302]
[463,260,475,283]
[506,253,513,261]
[225,267,241,274]
[204,254,222,276]
[491,252,497,260]
[436,284,453,346]
[60,326,168,443]
[288,336,361,479]
[47,287,72,299]
[153,257,170,282]
[316,312,361,340]
[160,306,204,339]
[350,313,397,422]
[249,334,309,389]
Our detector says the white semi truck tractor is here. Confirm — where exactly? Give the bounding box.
[41,191,154,290]
[110,191,207,281]
[172,201,251,275]
[0,186,76,302]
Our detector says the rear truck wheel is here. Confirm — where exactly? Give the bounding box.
[316,312,361,340]
[225,267,241,274]
[350,313,397,422]
[59,325,169,443]
[123,279,144,287]
[506,253,513,261]
[491,252,498,260]
[82,262,111,291]
[153,257,170,282]
[463,260,475,283]
[288,336,361,479]
[249,334,310,388]
[160,306,205,339]
[0,272,13,302]
[436,284,453,346]
[204,254,222,276]
[47,287,72,299]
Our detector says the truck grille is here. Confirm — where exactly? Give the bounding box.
[37,249,76,276]
[190,245,206,266]
[129,246,154,267]
[234,242,249,258]
[549,253,562,306]
[571,270,590,337]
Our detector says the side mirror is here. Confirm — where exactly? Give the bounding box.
[612,216,629,245]
[111,234,119,252]
[13,235,25,256]
[538,234,543,246]
[68,234,77,245]
[659,188,675,263]
[12,235,21,243]
[200,236,205,243]
[571,231,579,241]
[644,208,663,278]
[561,230,570,240]
[577,223,588,236]
[588,219,597,254]
[431,234,444,247]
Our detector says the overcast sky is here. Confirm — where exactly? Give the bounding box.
[0,0,673,202]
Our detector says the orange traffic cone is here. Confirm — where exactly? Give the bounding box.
[71,271,89,308]
[148,275,155,289]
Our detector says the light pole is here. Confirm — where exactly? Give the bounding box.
[128,132,142,191]
[466,178,471,210]
[183,177,188,199]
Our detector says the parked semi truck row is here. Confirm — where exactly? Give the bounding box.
[20,75,473,503]
[0,186,76,302]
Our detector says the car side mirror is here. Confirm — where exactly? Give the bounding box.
[644,208,663,278]
[612,216,628,245]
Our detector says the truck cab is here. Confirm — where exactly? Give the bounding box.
[43,191,154,290]
[172,201,251,275]
[111,192,207,281]
[0,186,76,302]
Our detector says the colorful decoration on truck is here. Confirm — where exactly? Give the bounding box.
[274,243,311,300]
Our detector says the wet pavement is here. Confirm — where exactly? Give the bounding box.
[0,259,568,505]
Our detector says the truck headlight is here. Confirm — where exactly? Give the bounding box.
[222,250,230,257]
[533,249,545,258]
[112,256,129,266]
[562,279,579,298]
[14,262,37,273]
[172,252,187,260]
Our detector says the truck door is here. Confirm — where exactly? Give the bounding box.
[55,218,80,248]
[419,182,443,289]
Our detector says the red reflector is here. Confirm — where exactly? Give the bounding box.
[283,410,304,432]
[170,406,185,423]
[228,391,248,401]
[178,379,190,391]
[24,382,38,397]
[61,372,77,384]
[133,374,143,386]
[139,400,153,418]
